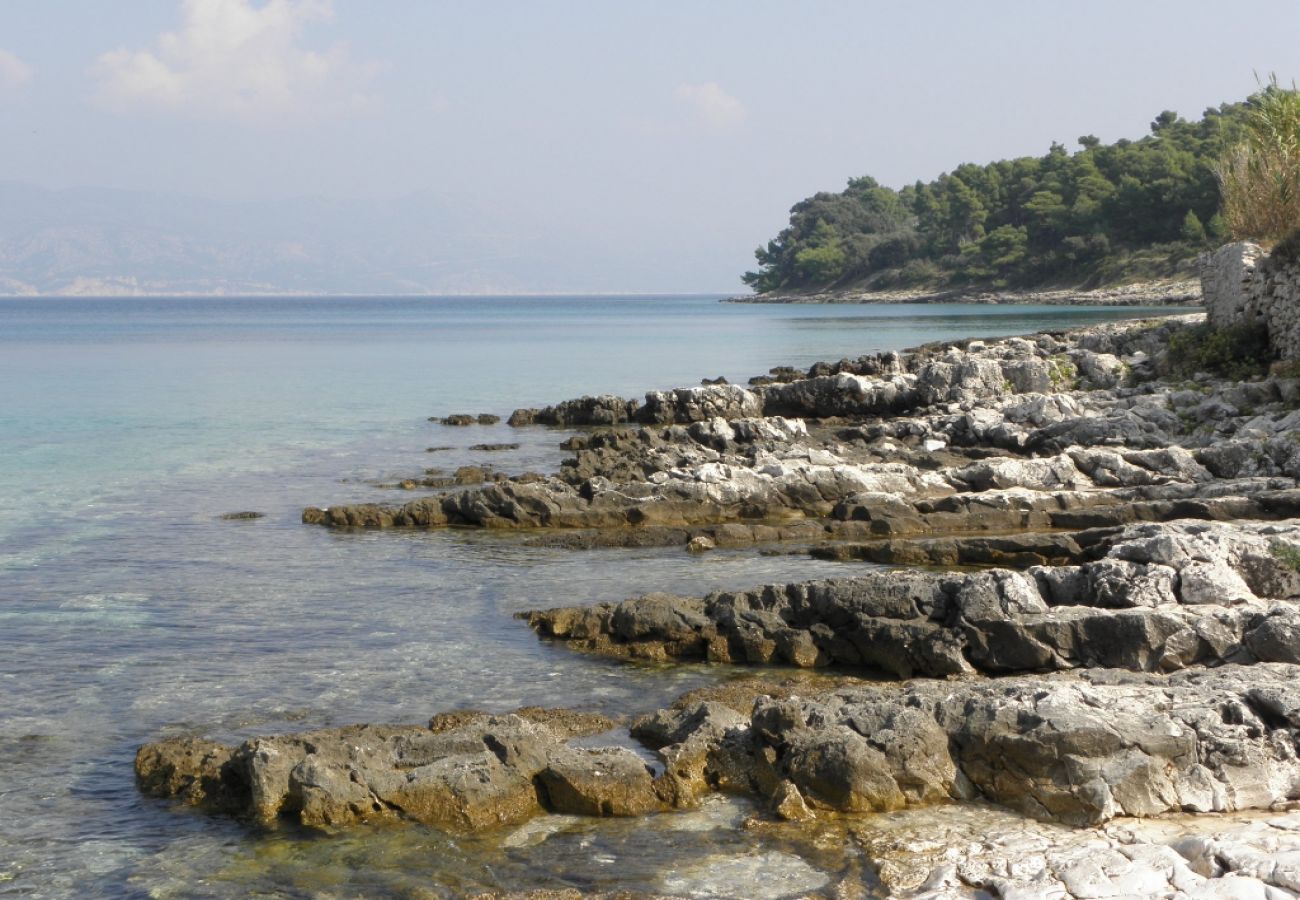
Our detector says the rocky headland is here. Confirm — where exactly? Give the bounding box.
[139,244,1300,897]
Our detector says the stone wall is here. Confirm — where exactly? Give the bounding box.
[1199,241,1264,328]
[1255,250,1300,361]
[1200,240,1300,360]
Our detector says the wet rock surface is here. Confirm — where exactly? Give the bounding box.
[433,413,502,426]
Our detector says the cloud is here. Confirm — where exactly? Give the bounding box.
[674,81,746,133]
[93,0,378,122]
[0,49,33,91]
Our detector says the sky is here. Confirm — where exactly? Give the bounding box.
[0,0,1298,292]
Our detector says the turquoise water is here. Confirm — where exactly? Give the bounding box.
[0,295,1172,896]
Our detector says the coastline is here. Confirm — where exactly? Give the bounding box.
[138,304,1300,896]
[725,277,1202,307]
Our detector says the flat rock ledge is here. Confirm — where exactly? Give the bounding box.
[720,665,1300,828]
[522,519,1300,678]
[847,803,1300,899]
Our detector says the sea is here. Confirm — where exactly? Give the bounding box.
[0,295,1173,897]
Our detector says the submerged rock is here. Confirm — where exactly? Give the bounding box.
[658,850,830,899]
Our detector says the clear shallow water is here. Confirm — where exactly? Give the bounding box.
[0,295,1172,896]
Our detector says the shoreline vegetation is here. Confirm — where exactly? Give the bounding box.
[740,82,1300,303]
[727,276,1202,306]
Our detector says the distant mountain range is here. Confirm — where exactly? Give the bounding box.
[0,182,682,295]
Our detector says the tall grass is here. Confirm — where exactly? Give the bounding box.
[1217,76,1300,245]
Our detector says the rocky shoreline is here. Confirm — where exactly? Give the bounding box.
[301,312,1300,551]
[725,278,1202,307]
[138,302,1300,897]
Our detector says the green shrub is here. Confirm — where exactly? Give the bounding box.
[1166,322,1273,380]
[1048,355,1079,390]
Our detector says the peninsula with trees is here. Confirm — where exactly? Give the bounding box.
[738,83,1298,303]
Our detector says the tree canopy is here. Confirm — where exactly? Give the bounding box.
[743,99,1255,292]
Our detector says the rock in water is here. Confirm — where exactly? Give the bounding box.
[135,708,662,832]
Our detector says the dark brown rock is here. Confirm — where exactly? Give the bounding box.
[134,737,246,813]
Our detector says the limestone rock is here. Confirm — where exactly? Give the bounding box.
[524,520,1300,680]
[640,384,762,424]
[705,666,1300,826]
[537,746,663,816]
[759,372,917,418]
[136,710,661,833]
[1245,606,1300,663]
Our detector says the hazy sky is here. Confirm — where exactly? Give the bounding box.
[1,0,1298,290]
